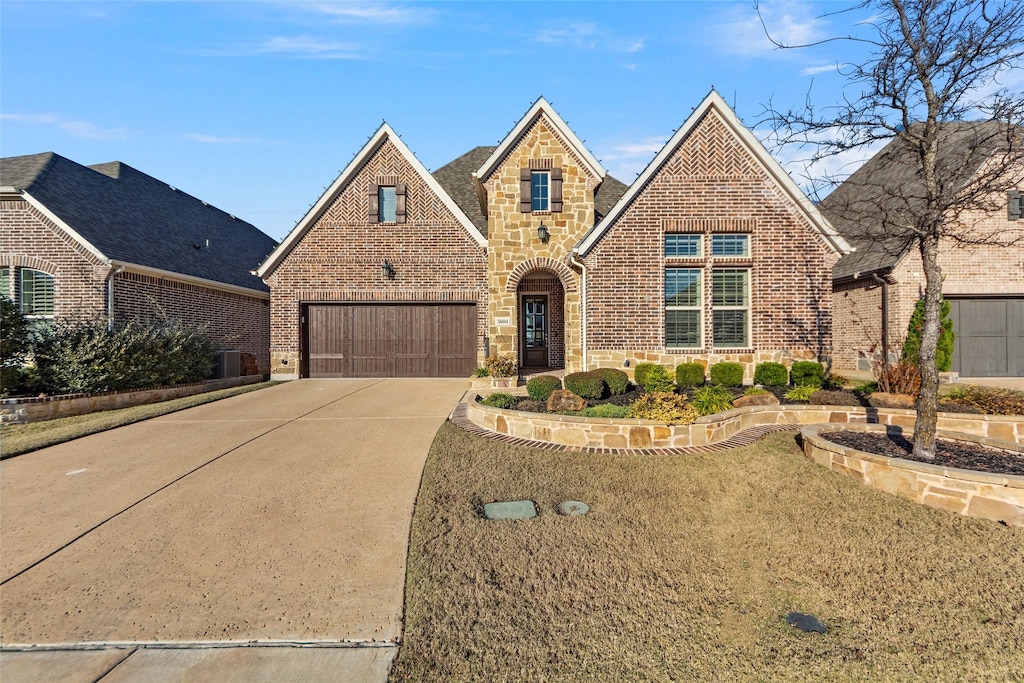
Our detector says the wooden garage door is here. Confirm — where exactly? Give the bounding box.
[949,298,1024,377]
[304,304,477,378]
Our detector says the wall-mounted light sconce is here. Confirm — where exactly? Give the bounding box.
[537,222,550,244]
[381,260,396,280]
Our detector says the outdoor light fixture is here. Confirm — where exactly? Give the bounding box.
[381,260,395,280]
[537,222,550,244]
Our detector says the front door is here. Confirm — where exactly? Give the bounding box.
[522,295,548,367]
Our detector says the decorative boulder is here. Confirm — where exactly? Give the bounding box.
[732,392,780,408]
[547,389,586,412]
[869,392,916,409]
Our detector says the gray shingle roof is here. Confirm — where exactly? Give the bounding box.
[431,147,628,239]
[822,121,1014,280]
[1,152,277,292]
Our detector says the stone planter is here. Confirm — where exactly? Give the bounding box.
[800,423,1024,527]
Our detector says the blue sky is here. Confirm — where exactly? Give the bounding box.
[3,1,884,241]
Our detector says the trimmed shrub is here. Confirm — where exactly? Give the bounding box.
[790,361,824,387]
[753,362,787,387]
[633,363,656,388]
[594,367,629,396]
[32,318,215,394]
[784,385,818,402]
[484,354,517,378]
[689,385,734,416]
[578,403,630,418]
[634,364,675,393]
[809,389,861,406]
[564,371,607,399]
[675,362,705,388]
[902,297,955,372]
[480,392,517,409]
[526,374,562,401]
[709,361,744,387]
[627,392,699,425]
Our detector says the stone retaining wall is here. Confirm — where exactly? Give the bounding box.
[464,396,1024,450]
[801,423,1024,527]
[0,375,265,424]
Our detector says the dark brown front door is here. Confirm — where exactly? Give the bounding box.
[522,295,548,367]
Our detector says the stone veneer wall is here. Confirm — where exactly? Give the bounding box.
[581,108,839,378]
[801,423,1024,527]
[482,116,600,372]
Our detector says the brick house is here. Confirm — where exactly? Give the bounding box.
[258,91,850,381]
[823,122,1024,378]
[1,152,277,375]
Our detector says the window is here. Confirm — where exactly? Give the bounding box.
[712,269,749,347]
[711,234,750,257]
[20,268,55,318]
[379,186,397,223]
[531,171,550,212]
[0,267,9,300]
[665,234,702,257]
[665,269,702,348]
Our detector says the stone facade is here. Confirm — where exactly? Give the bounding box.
[263,133,487,379]
[582,107,840,381]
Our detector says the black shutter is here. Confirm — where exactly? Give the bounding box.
[551,167,563,212]
[395,182,408,224]
[520,168,532,213]
[368,184,380,224]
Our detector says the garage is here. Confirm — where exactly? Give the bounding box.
[948,298,1024,377]
[301,303,477,378]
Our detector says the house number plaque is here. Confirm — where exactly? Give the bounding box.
[494,317,511,327]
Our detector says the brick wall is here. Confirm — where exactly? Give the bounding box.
[582,108,839,380]
[264,135,487,378]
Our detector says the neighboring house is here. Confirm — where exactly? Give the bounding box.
[257,91,850,381]
[823,122,1024,378]
[0,152,277,375]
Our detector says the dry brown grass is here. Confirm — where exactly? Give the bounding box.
[391,424,1024,682]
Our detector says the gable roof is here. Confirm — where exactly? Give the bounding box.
[473,97,606,183]
[822,120,1015,280]
[576,90,851,257]
[257,123,485,278]
[1,152,276,294]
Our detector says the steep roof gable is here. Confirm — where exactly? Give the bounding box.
[0,152,276,293]
[576,90,851,256]
[258,123,485,278]
[473,97,606,183]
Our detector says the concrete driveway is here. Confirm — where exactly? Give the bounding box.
[1,379,467,682]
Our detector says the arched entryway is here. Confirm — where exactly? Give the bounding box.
[517,271,565,369]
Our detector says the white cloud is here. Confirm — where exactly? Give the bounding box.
[758,126,886,199]
[801,63,842,76]
[182,133,267,145]
[533,21,646,54]
[194,35,365,59]
[713,1,826,58]
[2,112,126,140]
[299,2,434,25]
[597,137,668,180]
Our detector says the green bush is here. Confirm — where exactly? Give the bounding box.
[1,295,32,396]
[689,385,734,416]
[823,374,847,390]
[709,362,744,387]
[526,374,562,401]
[31,318,215,394]
[480,392,517,409]
[902,298,955,372]
[753,362,787,387]
[627,392,699,425]
[634,364,675,393]
[744,386,768,396]
[593,368,630,396]
[578,403,630,418]
[675,362,705,388]
[564,371,606,399]
[790,361,824,387]
[483,354,517,378]
[474,367,490,377]
[784,385,819,402]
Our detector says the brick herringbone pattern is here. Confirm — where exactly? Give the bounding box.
[449,402,798,455]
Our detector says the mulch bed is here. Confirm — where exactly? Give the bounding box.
[822,430,1024,476]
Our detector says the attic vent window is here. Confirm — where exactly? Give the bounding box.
[1010,190,1021,221]
[368,182,407,224]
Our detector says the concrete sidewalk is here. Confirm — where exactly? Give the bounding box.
[1,379,468,682]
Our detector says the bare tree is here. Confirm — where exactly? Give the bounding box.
[760,0,1024,459]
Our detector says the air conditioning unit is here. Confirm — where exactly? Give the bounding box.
[214,350,241,379]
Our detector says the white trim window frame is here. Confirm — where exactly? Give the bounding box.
[378,186,397,223]
[665,233,703,258]
[711,268,750,349]
[531,171,550,212]
[0,266,10,301]
[711,233,750,258]
[20,268,55,319]
[665,268,703,348]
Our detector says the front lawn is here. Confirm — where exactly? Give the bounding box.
[390,423,1024,682]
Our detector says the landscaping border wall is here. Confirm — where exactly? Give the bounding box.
[464,396,1024,450]
[0,375,265,424]
[801,423,1024,527]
